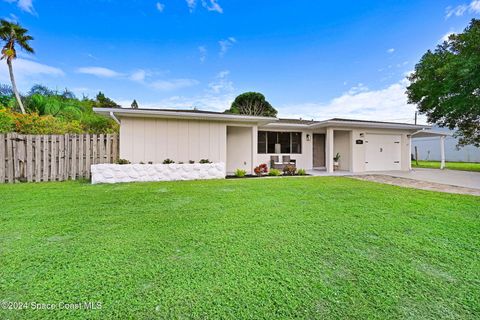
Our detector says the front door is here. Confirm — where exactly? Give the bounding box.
[313,134,325,167]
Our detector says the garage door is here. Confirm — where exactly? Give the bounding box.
[365,134,401,171]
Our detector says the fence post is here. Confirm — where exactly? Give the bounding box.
[35,135,42,182]
[0,134,5,183]
[26,135,33,182]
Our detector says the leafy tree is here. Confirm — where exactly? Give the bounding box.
[94,92,121,108]
[226,92,277,117]
[131,99,139,109]
[0,20,34,114]
[407,19,480,147]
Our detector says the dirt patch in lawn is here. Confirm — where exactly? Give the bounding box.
[351,175,480,196]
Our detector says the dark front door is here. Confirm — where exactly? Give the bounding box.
[313,134,325,167]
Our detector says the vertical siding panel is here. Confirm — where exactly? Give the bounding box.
[144,120,156,163]
[209,123,218,162]
[177,120,189,162]
[188,121,200,161]
[119,118,132,161]
[198,122,210,160]
[155,119,167,163]
[167,119,178,161]
[219,124,227,164]
[132,119,144,163]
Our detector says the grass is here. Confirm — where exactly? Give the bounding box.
[412,160,480,172]
[0,177,479,319]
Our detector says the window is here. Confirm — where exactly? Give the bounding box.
[257,131,302,154]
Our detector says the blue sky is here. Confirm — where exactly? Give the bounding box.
[1,0,479,123]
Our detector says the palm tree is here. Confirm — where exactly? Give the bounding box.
[0,20,34,114]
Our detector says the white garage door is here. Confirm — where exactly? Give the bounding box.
[365,134,401,171]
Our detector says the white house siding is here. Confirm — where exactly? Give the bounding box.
[226,126,253,174]
[255,129,314,170]
[333,130,351,171]
[119,117,227,164]
[347,128,411,172]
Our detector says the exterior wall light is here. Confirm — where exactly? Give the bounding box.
[306,134,311,141]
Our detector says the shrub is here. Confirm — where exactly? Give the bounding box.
[297,168,307,176]
[268,168,281,176]
[254,163,268,176]
[283,165,296,176]
[0,109,15,133]
[234,169,246,177]
[189,160,195,164]
[199,159,212,164]
[163,158,175,164]
[13,112,83,134]
[116,158,131,164]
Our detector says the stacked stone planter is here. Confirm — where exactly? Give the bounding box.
[91,163,226,184]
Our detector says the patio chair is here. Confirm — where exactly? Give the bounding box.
[270,156,284,170]
[282,155,296,168]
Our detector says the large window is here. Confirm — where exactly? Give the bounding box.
[258,131,302,154]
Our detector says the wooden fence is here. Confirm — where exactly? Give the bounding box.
[0,133,119,183]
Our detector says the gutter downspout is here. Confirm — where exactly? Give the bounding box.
[109,111,120,125]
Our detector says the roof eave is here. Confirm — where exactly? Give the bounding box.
[309,120,430,130]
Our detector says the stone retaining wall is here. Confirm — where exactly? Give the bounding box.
[91,163,226,184]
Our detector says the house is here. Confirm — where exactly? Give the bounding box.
[93,108,443,174]
[412,126,480,162]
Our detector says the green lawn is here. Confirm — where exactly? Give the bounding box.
[412,160,480,172]
[0,178,479,319]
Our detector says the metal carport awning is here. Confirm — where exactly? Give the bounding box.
[410,129,451,169]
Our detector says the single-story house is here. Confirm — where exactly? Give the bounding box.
[94,108,445,174]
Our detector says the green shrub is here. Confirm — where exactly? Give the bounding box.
[234,169,246,177]
[268,169,281,176]
[116,159,131,164]
[199,159,212,164]
[297,169,307,176]
[0,109,15,133]
[163,158,175,164]
[189,160,195,164]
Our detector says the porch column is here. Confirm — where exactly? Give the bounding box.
[325,127,334,173]
[440,135,446,170]
[251,125,258,174]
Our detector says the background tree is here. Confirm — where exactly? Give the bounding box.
[94,92,121,108]
[0,20,34,114]
[226,92,277,117]
[407,19,480,147]
[131,99,139,109]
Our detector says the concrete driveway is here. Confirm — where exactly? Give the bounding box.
[355,168,480,196]
[376,168,480,190]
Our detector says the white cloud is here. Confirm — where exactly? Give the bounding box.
[129,69,147,82]
[208,70,233,93]
[185,0,223,13]
[277,79,426,124]
[186,0,196,12]
[150,78,199,91]
[446,0,480,18]
[219,37,236,57]
[201,0,223,13]
[156,2,165,12]
[387,48,395,54]
[76,67,123,78]
[4,0,36,15]
[198,46,207,63]
[0,58,64,90]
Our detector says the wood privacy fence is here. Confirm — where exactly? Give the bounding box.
[0,133,119,183]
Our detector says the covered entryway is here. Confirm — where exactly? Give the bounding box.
[365,134,402,171]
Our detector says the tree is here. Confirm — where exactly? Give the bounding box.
[226,92,277,117]
[0,20,34,114]
[131,99,139,109]
[406,19,480,147]
[94,92,121,108]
